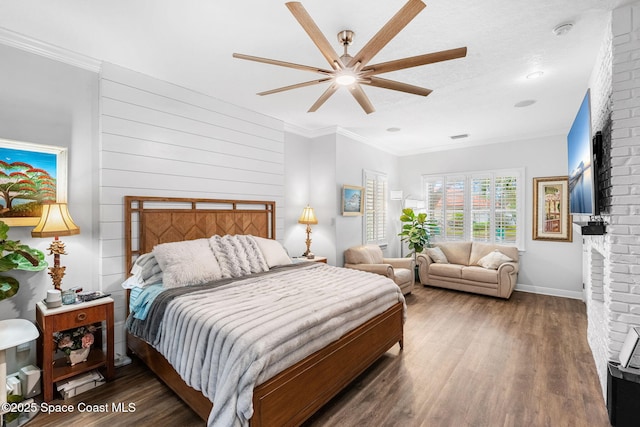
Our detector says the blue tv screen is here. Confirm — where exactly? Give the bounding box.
[567,90,594,215]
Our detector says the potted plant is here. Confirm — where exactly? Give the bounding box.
[0,220,48,301]
[398,208,433,261]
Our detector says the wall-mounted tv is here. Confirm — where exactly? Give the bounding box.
[567,90,596,215]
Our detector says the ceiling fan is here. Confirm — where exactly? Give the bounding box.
[233,0,467,114]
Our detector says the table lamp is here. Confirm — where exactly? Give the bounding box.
[298,205,317,257]
[31,203,80,290]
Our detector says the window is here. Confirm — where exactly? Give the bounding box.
[363,170,388,246]
[423,169,524,249]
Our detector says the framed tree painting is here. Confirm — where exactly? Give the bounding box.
[533,176,572,242]
[0,139,68,226]
[342,185,364,216]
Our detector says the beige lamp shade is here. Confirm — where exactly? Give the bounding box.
[298,205,318,225]
[31,203,80,238]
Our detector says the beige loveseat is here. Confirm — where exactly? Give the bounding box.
[344,244,415,295]
[416,242,519,299]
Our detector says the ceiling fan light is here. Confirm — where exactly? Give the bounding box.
[336,73,356,86]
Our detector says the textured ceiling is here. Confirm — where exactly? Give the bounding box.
[0,0,631,155]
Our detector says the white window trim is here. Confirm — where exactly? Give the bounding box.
[422,168,525,251]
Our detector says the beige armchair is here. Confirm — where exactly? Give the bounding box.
[344,244,415,295]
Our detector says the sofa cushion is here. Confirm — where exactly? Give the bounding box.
[426,247,449,264]
[434,242,472,266]
[461,266,499,284]
[477,250,513,269]
[429,263,463,279]
[469,242,519,266]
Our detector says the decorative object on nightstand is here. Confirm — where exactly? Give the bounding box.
[298,205,318,258]
[31,203,80,291]
[53,324,98,366]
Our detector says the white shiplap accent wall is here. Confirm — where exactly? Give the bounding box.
[99,63,285,354]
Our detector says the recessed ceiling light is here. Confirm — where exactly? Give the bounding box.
[515,100,536,108]
[450,133,469,140]
[526,71,544,79]
[553,22,574,36]
[387,127,401,132]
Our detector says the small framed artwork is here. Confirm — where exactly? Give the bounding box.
[533,176,572,242]
[0,138,68,226]
[342,185,364,216]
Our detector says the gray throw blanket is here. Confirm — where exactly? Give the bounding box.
[127,262,405,426]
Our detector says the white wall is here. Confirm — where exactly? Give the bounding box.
[283,130,401,266]
[584,1,640,398]
[0,43,99,371]
[335,133,401,265]
[399,136,585,298]
[283,131,311,256]
[307,133,338,265]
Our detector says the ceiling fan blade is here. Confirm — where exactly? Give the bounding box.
[233,53,333,75]
[348,0,426,68]
[362,47,467,75]
[308,83,339,112]
[286,2,344,69]
[348,84,375,114]
[363,76,432,96]
[258,78,332,96]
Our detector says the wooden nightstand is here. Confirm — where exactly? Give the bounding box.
[36,297,114,402]
[294,256,327,263]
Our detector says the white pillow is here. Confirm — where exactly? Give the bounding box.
[477,250,513,270]
[426,247,449,264]
[152,238,222,288]
[251,236,292,268]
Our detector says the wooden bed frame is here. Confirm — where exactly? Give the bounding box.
[124,196,404,426]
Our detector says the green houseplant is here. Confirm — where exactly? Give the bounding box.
[0,220,47,301]
[398,208,433,261]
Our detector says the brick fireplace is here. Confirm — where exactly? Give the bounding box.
[583,2,640,397]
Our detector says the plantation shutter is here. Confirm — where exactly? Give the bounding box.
[471,175,492,242]
[494,174,518,245]
[364,170,388,245]
[424,177,444,238]
[445,176,465,241]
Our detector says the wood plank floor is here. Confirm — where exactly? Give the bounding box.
[26,286,611,426]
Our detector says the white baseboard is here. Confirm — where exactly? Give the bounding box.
[515,284,584,300]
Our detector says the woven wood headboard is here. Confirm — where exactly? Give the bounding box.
[124,196,276,275]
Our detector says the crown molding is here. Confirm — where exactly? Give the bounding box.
[0,27,101,72]
[283,123,369,143]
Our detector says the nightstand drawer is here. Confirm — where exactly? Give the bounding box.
[52,305,105,330]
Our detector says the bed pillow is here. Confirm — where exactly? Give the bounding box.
[132,253,163,285]
[425,247,449,264]
[209,235,269,278]
[152,238,222,288]
[252,236,292,268]
[477,250,513,270]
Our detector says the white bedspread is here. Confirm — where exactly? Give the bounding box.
[150,262,405,426]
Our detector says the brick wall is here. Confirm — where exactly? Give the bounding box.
[584,1,640,398]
